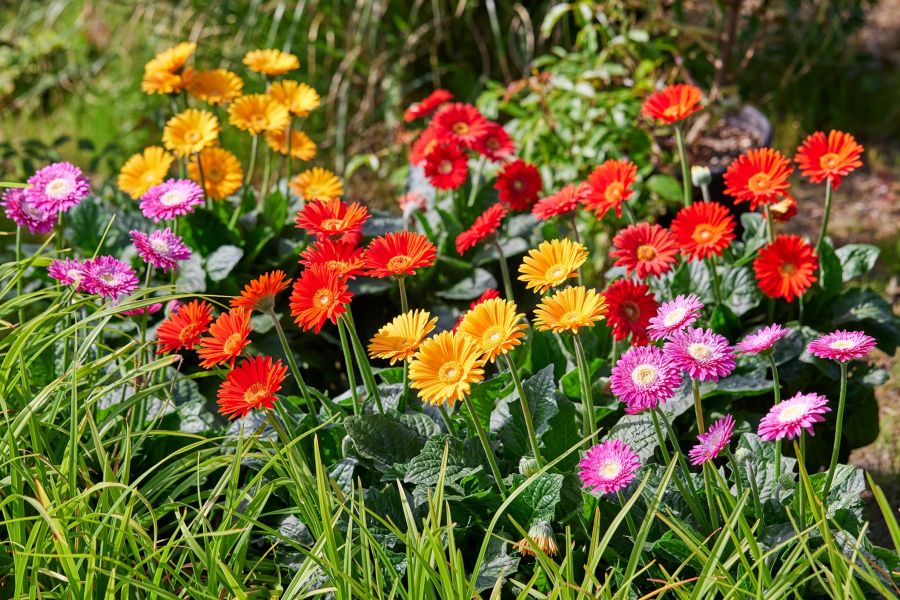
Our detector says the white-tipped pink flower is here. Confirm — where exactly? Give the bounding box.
[807,329,876,363]
[663,327,736,382]
[579,439,641,495]
[758,392,830,441]
[736,323,791,355]
[648,294,703,340]
[689,415,735,465]
[610,346,682,414]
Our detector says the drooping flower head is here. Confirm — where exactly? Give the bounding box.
[118,146,175,199]
[495,160,541,211]
[289,264,352,333]
[408,330,485,406]
[266,127,317,160]
[758,392,830,441]
[767,194,798,222]
[48,258,87,290]
[197,308,253,369]
[156,300,214,354]
[514,521,558,558]
[162,109,220,157]
[130,228,191,272]
[432,102,489,149]
[457,298,527,362]
[26,162,90,213]
[295,198,370,239]
[610,345,682,414]
[610,222,679,279]
[603,278,658,346]
[641,84,703,124]
[231,271,293,312]
[424,141,468,190]
[268,80,320,117]
[185,68,243,105]
[187,147,244,200]
[582,159,638,220]
[2,188,55,234]
[80,256,140,300]
[364,231,436,278]
[368,309,438,365]
[475,122,515,162]
[452,288,501,331]
[456,203,507,255]
[532,183,588,221]
[217,356,288,420]
[518,238,588,293]
[243,48,299,75]
[228,94,290,135]
[689,415,735,465]
[140,179,205,221]
[289,167,343,202]
[403,89,453,122]
[299,239,365,279]
[736,324,791,355]
[753,235,818,301]
[663,327,736,382]
[807,330,876,363]
[669,201,736,261]
[579,439,641,495]
[723,148,794,209]
[648,294,704,341]
[795,130,864,188]
[534,286,607,334]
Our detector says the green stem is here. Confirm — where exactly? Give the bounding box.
[492,239,515,303]
[337,318,361,415]
[616,490,638,539]
[814,179,833,258]
[568,215,584,285]
[397,277,409,313]
[572,333,596,446]
[763,204,776,243]
[621,201,637,225]
[466,156,487,208]
[437,404,455,434]
[823,361,848,496]
[56,212,64,254]
[259,148,272,211]
[505,354,543,467]
[795,437,806,525]
[650,410,671,463]
[700,182,711,203]
[195,152,209,208]
[15,227,24,324]
[743,456,765,526]
[702,463,720,529]
[397,277,410,413]
[341,311,383,414]
[674,125,692,207]
[724,448,745,498]
[656,409,709,530]
[707,257,722,308]
[766,354,783,481]
[462,395,508,499]
[692,379,705,434]
[244,134,259,187]
[268,310,319,424]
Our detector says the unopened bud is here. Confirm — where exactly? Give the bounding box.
[733,448,752,464]
[691,165,711,187]
[519,457,540,477]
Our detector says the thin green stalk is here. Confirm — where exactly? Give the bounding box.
[795,437,806,525]
[692,379,706,434]
[572,333,596,445]
[702,462,720,529]
[651,409,710,530]
[616,490,638,539]
[462,395,508,498]
[504,354,543,467]
[568,215,584,285]
[657,410,703,500]
[285,117,294,184]
[397,277,409,313]
[268,309,319,424]
[244,134,259,187]
[724,448,745,498]
[466,156,487,207]
[767,353,784,480]
[342,311,383,413]
[437,404,455,434]
[823,361,848,496]
[492,239,515,302]
[259,148,272,210]
[700,182,711,203]
[814,179,833,258]
[195,152,209,208]
[741,454,765,525]
[707,257,723,308]
[621,200,637,225]
[674,125,692,207]
[15,227,23,324]
[337,318,361,416]
[55,212,64,254]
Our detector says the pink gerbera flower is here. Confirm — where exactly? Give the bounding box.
[579,439,641,495]
[610,346,683,414]
[25,162,91,213]
[758,392,830,441]
[122,303,164,316]
[80,256,140,299]
[140,179,204,222]
[2,188,56,234]
[736,324,791,355]
[688,415,735,465]
[48,258,87,290]
[130,228,192,272]
[647,294,703,341]
[807,329,876,363]
[664,327,736,382]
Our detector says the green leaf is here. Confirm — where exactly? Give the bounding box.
[496,365,560,457]
[507,472,564,526]
[832,287,900,353]
[474,539,520,592]
[836,244,879,281]
[205,245,244,282]
[604,413,658,461]
[818,238,843,297]
[807,464,865,520]
[469,373,510,430]
[262,189,288,229]
[436,268,497,300]
[645,174,682,202]
[175,254,206,293]
[735,433,796,502]
[541,397,581,468]
[404,434,482,488]
[344,414,427,470]
[720,264,762,316]
[560,358,605,400]
[702,368,774,399]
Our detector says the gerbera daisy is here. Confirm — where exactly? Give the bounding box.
[141,42,196,94]
[295,198,370,239]
[423,141,468,190]
[534,286,607,334]
[669,201,736,261]
[26,162,90,213]
[723,148,793,210]
[268,80,321,117]
[403,89,453,122]
[217,356,288,420]
[582,159,638,220]
[514,521,558,558]
[289,264,352,333]
[495,160,542,211]
[187,147,244,200]
[475,122,515,162]
[2,188,55,234]
[299,239,365,278]
[610,346,682,414]
[289,167,343,201]
[758,392,830,441]
[231,271,293,312]
[243,49,300,76]
[228,94,290,135]
[689,415,735,465]
[736,324,791,355]
[807,330,876,363]
[648,294,704,341]
[80,256,140,300]
[130,228,192,272]
[398,191,428,214]
[162,109,219,158]
[663,327,736,382]
[518,238,588,293]
[455,203,507,255]
[266,128,317,161]
[364,231,436,278]
[156,299,213,354]
[452,288,502,331]
[603,278,657,345]
[409,123,441,165]
[197,307,253,369]
[140,179,204,222]
[641,84,703,123]
[408,330,485,406]
[368,309,438,364]
[118,146,175,199]
[610,223,679,279]
[48,258,87,289]
[457,298,527,362]
[532,183,588,221]
[121,303,164,317]
[753,235,818,301]
[579,439,641,494]
[795,130,864,188]
[432,102,489,149]
[766,194,798,222]
[185,68,243,105]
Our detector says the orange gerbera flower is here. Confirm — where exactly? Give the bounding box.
[794,130,864,188]
[669,202,736,261]
[723,148,793,209]
[582,159,638,219]
[231,271,292,312]
[610,223,679,278]
[295,198,370,239]
[364,231,436,278]
[156,300,213,354]
[532,183,589,221]
[289,264,352,333]
[197,307,253,369]
[299,239,365,278]
[217,356,287,420]
[243,49,299,76]
[753,235,818,301]
[641,84,703,124]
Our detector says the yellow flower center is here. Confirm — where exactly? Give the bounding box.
[452,122,470,136]
[243,382,268,406]
[320,218,344,231]
[663,307,687,327]
[438,360,463,384]
[144,172,159,183]
[631,364,659,387]
[546,264,567,282]
[604,182,624,203]
[481,326,505,350]
[159,190,185,207]
[561,311,583,325]
[622,301,640,321]
[223,332,244,355]
[45,178,73,199]
[819,152,841,170]
[99,273,118,285]
[636,244,657,261]
[178,324,200,343]
[387,255,412,273]
[315,288,334,308]
[687,343,712,361]
[598,459,621,479]
[829,339,855,350]
[778,262,797,276]
[438,160,454,175]
[662,105,682,119]
[512,179,524,191]
[747,172,772,193]
[777,403,806,423]
[251,116,267,129]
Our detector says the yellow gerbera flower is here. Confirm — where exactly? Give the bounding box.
[141,42,196,95]
[368,310,438,365]
[228,94,290,135]
[289,167,343,201]
[162,109,219,158]
[408,331,485,406]
[141,68,186,95]
[518,238,588,293]
[534,286,607,334]
[269,80,321,117]
[117,146,175,199]
[187,147,244,200]
[265,127,317,160]
[186,69,243,105]
[243,49,299,76]
[146,42,196,72]
[457,298,527,362]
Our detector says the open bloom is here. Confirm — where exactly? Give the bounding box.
[452,288,501,331]
[610,346,682,414]
[456,203,507,254]
[269,80,320,117]
[228,94,290,135]
[2,188,55,234]
[664,327,735,382]
[518,238,588,293]
[669,202,735,261]
[532,183,588,221]
[807,330,876,362]
[753,235,818,301]
[295,198,370,239]
[156,300,214,354]
[231,271,292,312]
[299,239,365,278]
[162,109,219,157]
[409,123,440,165]
[130,228,191,272]
[266,128,317,161]
[432,102,489,149]
[603,278,657,346]
[48,258,87,289]
[457,298,527,362]
[364,231,436,278]
[736,324,791,355]
[795,130,864,188]
[118,146,175,199]
[403,89,453,122]
[579,439,641,494]
[495,160,541,211]
[534,286,607,334]
[289,265,352,333]
[424,141,468,190]
[26,162,90,213]
[217,356,287,420]
[140,179,204,221]
[243,48,299,75]
[289,167,343,202]
[610,223,678,279]
[197,308,252,369]
[475,122,515,162]
[648,294,703,341]
[641,84,702,123]
[408,330,485,406]
[80,256,139,300]
[689,415,735,465]
[185,68,243,105]
[187,147,244,200]
[582,159,637,220]
[368,309,438,364]
[758,392,830,441]
[141,42,195,95]
[723,148,794,209]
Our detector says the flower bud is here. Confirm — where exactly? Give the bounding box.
[733,447,752,464]
[518,456,540,477]
[691,165,711,187]
[515,520,558,557]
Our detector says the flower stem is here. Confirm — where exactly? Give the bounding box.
[437,404,455,434]
[674,125,692,207]
[568,215,584,285]
[268,309,319,424]
[702,462,720,529]
[466,156,487,208]
[700,182,711,203]
[656,409,709,530]
[742,456,765,526]
[245,134,259,187]
[794,436,806,525]
[814,179,833,258]
[616,490,638,539]
[621,201,637,225]
[397,277,409,313]
[572,333,596,446]
[397,278,410,413]
[691,379,705,434]
[707,257,723,308]
[823,361,848,496]
[462,395,508,499]
[286,117,294,185]
[724,448,745,498]
[505,354,543,467]
[492,239,515,302]
[259,148,272,211]
[337,318,360,416]
[342,311,383,414]
[195,152,209,208]
[15,227,24,324]
[766,353,784,480]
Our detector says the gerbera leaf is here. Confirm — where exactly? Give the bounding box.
[205,245,244,282]
[818,238,844,297]
[719,265,762,317]
[836,244,880,282]
[497,365,560,456]
[404,434,483,488]
[344,414,427,471]
[507,472,564,526]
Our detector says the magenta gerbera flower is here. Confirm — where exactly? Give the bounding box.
[648,294,703,341]
[25,162,90,213]
[579,439,641,495]
[610,346,683,414]
[758,392,830,441]
[48,258,87,290]
[2,188,56,234]
[664,327,736,382]
[80,256,140,300]
[807,329,876,363]
[736,324,791,355]
[130,228,192,272]
[121,303,164,316]
[688,415,735,465]
[139,179,204,222]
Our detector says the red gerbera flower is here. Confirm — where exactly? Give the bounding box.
[475,122,515,162]
[432,102,489,149]
[231,271,292,312]
[754,235,818,302]
[364,231,437,278]
[299,239,365,278]
[197,307,252,369]
[582,159,638,219]
[456,203,507,255]
[156,300,214,354]
[295,198,370,239]
[794,130,864,188]
[641,84,703,124]
[495,160,542,211]
[532,183,589,221]
[217,355,287,420]
[289,264,353,332]
[766,193,798,222]
[610,222,679,278]
[723,148,794,209]
[452,288,501,331]
[603,278,658,346]
[424,141,468,190]
[409,123,440,165]
[669,201,736,261]
[403,89,453,123]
